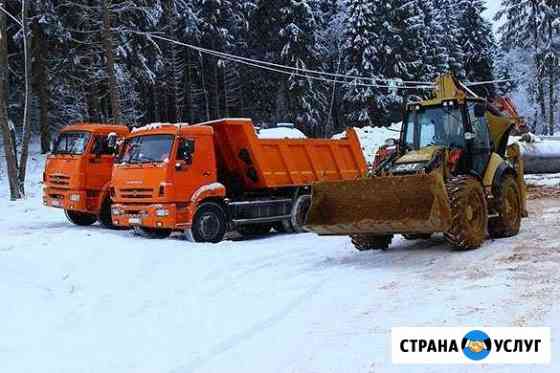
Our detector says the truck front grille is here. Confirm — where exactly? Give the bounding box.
[120,188,154,199]
[48,174,70,188]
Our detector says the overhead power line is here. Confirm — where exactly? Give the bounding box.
[133,32,436,90]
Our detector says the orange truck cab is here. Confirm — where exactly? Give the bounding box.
[111,118,367,243]
[43,123,129,227]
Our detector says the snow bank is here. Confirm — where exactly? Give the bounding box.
[257,127,307,139]
[333,123,402,164]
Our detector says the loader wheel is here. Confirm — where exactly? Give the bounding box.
[65,210,97,226]
[191,202,227,243]
[351,234,393,251]
[403,234,432,241]
[445,176,488,250]
[237,224,273,237]
[291,195,311,233]
[98,197,116,229]
[133,226,172,239]
[488,175,522,238]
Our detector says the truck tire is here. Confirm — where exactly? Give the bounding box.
[291,195,311,233]
[191,202,227,243]
[98,196,116,229]
[65,210,97,226]
[351,234,393,251]
[488,175,522,238]
[445,176,488,250]
[237,224,273,237]
[133,226,172,239]
[274,220,294,233]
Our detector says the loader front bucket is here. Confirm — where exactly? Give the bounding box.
[305,173,452,236]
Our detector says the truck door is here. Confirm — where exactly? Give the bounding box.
[468,104,492,177]
[86,135,116,191]
[173,135,217,202]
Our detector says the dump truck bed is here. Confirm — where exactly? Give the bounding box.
[200,119,368,191]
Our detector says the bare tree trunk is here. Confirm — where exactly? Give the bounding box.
[184,49,194,123]
[0,3,21,200]
[213,57,220,119]
[549,70,556,136]
[102,0,121,123]
[17,0,31,195]
[32,19,50,154]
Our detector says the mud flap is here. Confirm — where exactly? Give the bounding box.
[305,173,452,236]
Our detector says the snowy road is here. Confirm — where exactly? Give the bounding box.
[1,182,560,372]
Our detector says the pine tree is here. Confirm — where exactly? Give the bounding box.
[434,0,466,79]
[249,0,326,130]
[458,0,496,96]
[341,0,379,127]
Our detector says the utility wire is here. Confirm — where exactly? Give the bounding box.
[134,32,436,89]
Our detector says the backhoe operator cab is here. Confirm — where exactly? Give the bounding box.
[399,99,493,178]
[43,123,129,227]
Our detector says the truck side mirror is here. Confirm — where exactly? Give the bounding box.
[178,139,196,166]
[107,133,118,155]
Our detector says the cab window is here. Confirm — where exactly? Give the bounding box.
[92,136,113,155]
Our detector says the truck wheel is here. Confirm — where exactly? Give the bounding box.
[445,176,488,250]
[237,224,273,237]
[488,175,522,238]
[65,210,97,226]
[191,202,227,243]
[403,234,432,240]
[281,220,296,233]
[351,234,393,251]
[133,226,172,239]
[98,197,116,229]
[291,195,311,233]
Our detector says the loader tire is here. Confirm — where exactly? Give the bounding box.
[133,226,172,239]
[291,195,311,233]
[444,176,488,250]
[488,175,522,238]
[237,224,273,237]
[351,234,393,251]
[191,202,227,243]
[65,210,97,226]
[403,234,432,241]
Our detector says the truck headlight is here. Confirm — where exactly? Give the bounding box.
[112,207,122,216]
[70,194,81,202]
[156,209,169,217]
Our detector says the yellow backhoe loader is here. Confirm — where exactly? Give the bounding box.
[305,74,527,251]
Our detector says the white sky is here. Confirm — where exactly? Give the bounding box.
[484,0,502,32]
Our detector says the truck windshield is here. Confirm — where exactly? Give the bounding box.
[120,135,174,164]
[52,132,91,155]
[404,106,465,149]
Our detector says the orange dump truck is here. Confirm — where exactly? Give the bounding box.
[43,123,129,227]
[111,118,367,243]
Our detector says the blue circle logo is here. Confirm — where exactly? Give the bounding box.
[462,330,492,361]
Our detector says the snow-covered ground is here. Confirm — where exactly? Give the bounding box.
[1,150,560,373]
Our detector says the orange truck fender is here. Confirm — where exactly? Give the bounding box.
[190,182,227,206]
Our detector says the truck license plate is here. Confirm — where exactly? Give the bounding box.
[129,217,141,225]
